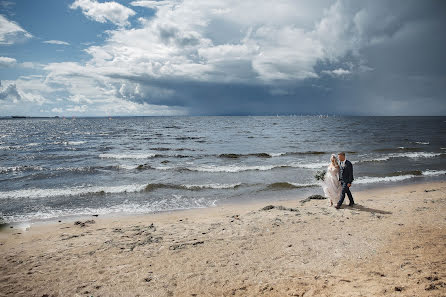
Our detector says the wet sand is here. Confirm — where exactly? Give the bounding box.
[1,181,446,296]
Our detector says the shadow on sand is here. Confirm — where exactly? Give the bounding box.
[342,204,392,215]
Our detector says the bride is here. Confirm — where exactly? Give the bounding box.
[322,154,342,206]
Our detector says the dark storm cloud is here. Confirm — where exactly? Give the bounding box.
[344,1,446,115]
[107,72,335,115]
[109,0,446,115]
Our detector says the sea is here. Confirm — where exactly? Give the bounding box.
[1,116,445,224]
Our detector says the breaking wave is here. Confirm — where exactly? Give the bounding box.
[0,183,243,199]
[1,197,218,223]
[354,169,446,184]
[99,153,158,159]
[217,151,328,159]
[0,184,148,199]
[359,152,443,163]
[263,182,318,190]
[144,183,242,191]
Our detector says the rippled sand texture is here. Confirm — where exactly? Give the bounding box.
[1,181,446,296]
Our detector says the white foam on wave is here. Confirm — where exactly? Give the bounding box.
[0,181,247,200]
[156,162,331,172]
[289,182,319,187]
[354,169,446,184]
[360,156,391,162]
[1,166,20,173]
[117,164,140,170]
[191,164,279,172]
[395,152,441,158]
[99,153,156,159]
[294,162,328,169]
[0,184,148,199]
[415,141,429,145]
[49,141,86,146]
[1,165,104,174]
[0,145,15,150]
[155,164,280,172]
[53,166,96,172]
[66,141,86,145]
[2,196,218,223]
[0,165,44,173]
[354,175,416,184]
[268,152,286,157]
[153,166,173,171]
[183,183,241,189]
[360,152,442,163]
[26,142,39,147]
[422,170,446,176]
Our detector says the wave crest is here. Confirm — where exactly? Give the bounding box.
[99,153,157,159]
[264,182,317,190]
[355,169,446,184]
[0,182,243,199]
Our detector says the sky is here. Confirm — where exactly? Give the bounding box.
[0,0,445,116]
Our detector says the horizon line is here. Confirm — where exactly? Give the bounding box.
[1,114,445,118]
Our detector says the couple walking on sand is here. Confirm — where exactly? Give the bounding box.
[322,152,355,209]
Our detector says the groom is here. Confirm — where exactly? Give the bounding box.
[335,152,355,209]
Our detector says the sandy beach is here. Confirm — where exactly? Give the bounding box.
[1,181,445,297]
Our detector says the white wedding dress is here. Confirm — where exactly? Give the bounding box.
[322,165,342,205]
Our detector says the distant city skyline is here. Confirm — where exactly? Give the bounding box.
[1,0,445,116]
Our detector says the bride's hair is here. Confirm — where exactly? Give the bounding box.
[330,154,339,167]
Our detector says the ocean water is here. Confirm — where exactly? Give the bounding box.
[1,116,445,223]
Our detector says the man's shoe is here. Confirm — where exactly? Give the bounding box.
[348,202,355,206]
[334,205,341,209]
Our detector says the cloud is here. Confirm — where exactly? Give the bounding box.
[43,40,70,45]
[0,1,15,8]
[0,56,17,67]
[0,14,32,45]
[41,0,363,114]
[130,0,175,10]
[51,107,64,113]
[0,1,15,15]
[66,104,88,113]
[0,75,53,107]
[68,0,381,86]
[3,0,446,116]
[0,58,45,70]
[20,62,45,69]
[67,94,94,104]
[332,68,350,76]
[22,1,437,115]
[60,0,348,88]
[0,81,21,102]
[70,0,136,27]
[322,68,351,76]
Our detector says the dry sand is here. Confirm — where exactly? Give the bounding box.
[1,181,446,297]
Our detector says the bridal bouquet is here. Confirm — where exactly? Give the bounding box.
[314,170,326,181]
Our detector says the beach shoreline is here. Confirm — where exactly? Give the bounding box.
[1,180,446,296]
[2,175,445,229]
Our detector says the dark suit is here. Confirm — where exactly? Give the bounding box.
[337,159,354,207]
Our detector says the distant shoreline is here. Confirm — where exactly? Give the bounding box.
[2,116,61,119]
[1,115,445,119]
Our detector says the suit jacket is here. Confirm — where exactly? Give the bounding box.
[339,160,354,183]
